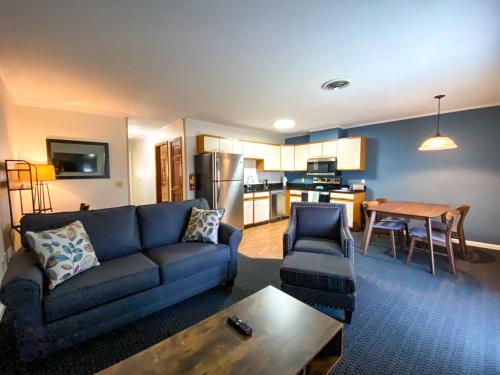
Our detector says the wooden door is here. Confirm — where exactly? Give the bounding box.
[169,137,184,201]
[155,143,169,203]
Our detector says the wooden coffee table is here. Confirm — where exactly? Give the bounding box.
[96,286,343,375]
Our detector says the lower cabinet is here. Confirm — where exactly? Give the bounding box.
[330,192,365,230]
[254,198,270,223]
[244,200,254,225]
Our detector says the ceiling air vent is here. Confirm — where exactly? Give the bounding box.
[321,79,350,91]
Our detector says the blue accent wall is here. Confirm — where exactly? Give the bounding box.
[285,106,500,244]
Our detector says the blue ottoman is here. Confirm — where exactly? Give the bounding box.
[280,251,356,323]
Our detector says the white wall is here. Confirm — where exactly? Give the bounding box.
[12,105,130,212]
[129,119,185,206]
[184,119,284,199]
[0,76,16,314]
[243,159,283,185]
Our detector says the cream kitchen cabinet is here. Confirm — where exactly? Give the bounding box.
[270,145,281,170]
[294,144,309,171]
[253,196,270,223]
[308,142,323,158]
[244,199,254,225]
[337,137,366,170]
[197,135,220,153]
[219,137,233,153]
[242,141,256,158]
[330,191,365,230]
[280,145,295,171]
[232,139,243,154]
[322,140,338,157]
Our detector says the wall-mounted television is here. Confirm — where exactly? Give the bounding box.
[47,139,110,179]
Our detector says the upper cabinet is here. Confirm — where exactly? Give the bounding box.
[197,134,366,172]
[242,141,256,158]
[322,140,337,157]
[219,137,233,153]
[232,139,243,154]
[336,137,366,170]
[280,145,294,171]
[294,144,309,171]
[197,135,220,153]
[308,142,323,159]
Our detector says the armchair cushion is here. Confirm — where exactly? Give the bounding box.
[293,237,344,257]
[295,206,341,241]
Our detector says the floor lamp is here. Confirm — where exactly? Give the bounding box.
[33,164,56,213]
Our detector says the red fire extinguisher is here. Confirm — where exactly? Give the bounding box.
[189,174,195,191]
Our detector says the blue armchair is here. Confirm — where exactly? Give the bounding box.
[281,202,356,323]
[283,202,355,263]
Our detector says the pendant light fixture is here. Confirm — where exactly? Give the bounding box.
[418,94,458,151]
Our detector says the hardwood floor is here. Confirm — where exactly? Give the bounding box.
[239,220,288,259]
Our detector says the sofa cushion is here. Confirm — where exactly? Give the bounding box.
[26,221,100,289]
[137,199,210,250]
[295,205,341,241]
[294,237,344,257]
[144,242,230,284]
[280,251,355,294]
[21,206,141,261]
[43,252,159,322]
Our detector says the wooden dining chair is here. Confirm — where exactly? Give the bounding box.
[406,210,459,274]
[375,197,410,241]
[432,204,470,258]
[361,200,406,258]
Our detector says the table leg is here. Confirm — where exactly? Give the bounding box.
[425,217,435,275]
[362,211,376,256]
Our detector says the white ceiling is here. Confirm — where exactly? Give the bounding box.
[1,0,499,133]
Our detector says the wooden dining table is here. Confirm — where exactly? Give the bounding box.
[361,201,450,274]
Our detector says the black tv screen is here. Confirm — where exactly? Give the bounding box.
[52,152,98,173]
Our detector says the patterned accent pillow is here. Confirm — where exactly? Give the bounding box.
[182,207,225,244]
[25,221,100,289]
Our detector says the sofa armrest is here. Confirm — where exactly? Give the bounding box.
[0,248,44,325]
[283,217,297,257]
[218,223,242,280]
[339,211,355,266]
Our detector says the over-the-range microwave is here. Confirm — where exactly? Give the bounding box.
[306,157,337,176]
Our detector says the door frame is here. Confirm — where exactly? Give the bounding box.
[169,136,184,201]
[155,142,170,203]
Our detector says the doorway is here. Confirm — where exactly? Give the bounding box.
[155,137,184,203]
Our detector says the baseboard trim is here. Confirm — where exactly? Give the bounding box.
[452,238,500,251]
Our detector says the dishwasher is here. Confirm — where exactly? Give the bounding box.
[271,190,286,220]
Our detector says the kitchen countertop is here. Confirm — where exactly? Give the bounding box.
[244,182,365,194]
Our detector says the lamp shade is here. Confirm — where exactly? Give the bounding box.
[418,133,458,151]
[13,163,36,183]
[35,164,56,181]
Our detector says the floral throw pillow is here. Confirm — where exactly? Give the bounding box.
[182,207,225,244]
[25,221,100,289]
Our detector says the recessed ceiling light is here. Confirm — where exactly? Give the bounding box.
[321,79,351,91]
[273,119,295,129]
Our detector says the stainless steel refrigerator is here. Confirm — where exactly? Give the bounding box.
[194,152,244,229]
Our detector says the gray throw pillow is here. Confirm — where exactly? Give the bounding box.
[182,207,225,244]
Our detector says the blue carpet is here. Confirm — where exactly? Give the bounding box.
[0,232,499,374]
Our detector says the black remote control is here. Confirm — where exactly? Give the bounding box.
[227,315,253,336]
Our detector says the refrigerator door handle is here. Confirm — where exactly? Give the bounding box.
[216,181,220,208]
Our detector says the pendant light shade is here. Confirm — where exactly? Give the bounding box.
[418,95,458,151]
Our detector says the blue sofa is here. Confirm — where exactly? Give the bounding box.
[0,199,241,361]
